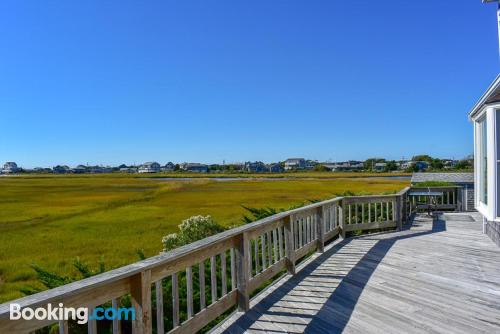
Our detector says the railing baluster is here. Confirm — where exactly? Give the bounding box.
[172,273,179,328]
[334,204,338,228]
[311,214,314,240]
[303,217,307,245]
[348,204,352,225]
[260,234,267,268]
[253,239,259,274]
[284,215,296,274]
[386,202,389,221]
[392,200,396,222]
[293,219,298,250]
[278,225,284,260]
[230,248,236,290]
[305,217,309,243]
[88,307,97,334]
[221,252,227,296]
[339,200,345,238]
[154,282,163,334]
[186,266,194,319]
[199,261,206,309]
[312,215,316,240]
[317,206,325,253]
[210,256,217,303]
[313,214,317,240]
[273,229,278,263]
[362,203,365,224]
[58,320,68,334]
[298,218,303,247]
[368,203,371,223]
[375,202,378,221]
[267,231,273,264]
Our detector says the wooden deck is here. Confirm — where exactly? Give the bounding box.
[212,213,500,334]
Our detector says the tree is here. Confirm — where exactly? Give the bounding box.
[314,164,330,172]
[456,159,472,170]
[405,163,419,173]
[412,155,433,163]
[364,158,385,171]
[384,160,398,172]
[430,159,443,170]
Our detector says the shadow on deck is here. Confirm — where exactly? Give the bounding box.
[213,213,500,334]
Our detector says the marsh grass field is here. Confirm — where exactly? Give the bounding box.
[0,173,409,302]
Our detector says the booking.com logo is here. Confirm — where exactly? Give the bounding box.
[10,303,135,324]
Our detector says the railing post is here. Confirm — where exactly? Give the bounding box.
[316,206,325,253]
[284,214,296,275]
[395,195,402,231]
[235,232,250,312]
[339,199,346,239]
[131,270,152,334]
[400,193,406,224]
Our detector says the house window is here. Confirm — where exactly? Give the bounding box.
[478,117,488,205]
[497,111,500,218]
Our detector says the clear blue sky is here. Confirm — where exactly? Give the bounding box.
[1,1,498,167]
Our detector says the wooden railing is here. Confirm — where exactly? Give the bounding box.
[0,187,410,334]
[408,186,461,213]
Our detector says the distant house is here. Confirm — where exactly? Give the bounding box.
[138,162,161,173]
[320,163,335,171]
[268,163,284,173]
[284,158,306,171]
[374,162,387,172]
[119,167,137,173]
[399,161,412,170]
[73,165,88,174]
[180,163,209,173]
[161,162,175,172]
[33,167,52,173]
[2,162,19,174]
[442,160,458,169]
[244,161,267,173]
[89,166,112,173]
[304,160,318,170]
[401,161,429,171]
[53,165,70,174]
[329,161,364,172]
[411,172,475,211]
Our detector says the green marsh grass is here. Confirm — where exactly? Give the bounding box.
[0,174,408,302]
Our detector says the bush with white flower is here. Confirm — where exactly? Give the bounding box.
[162,215,225,251]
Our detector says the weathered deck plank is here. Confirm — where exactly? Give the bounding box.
[212,213,500,334]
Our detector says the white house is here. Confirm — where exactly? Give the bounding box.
[138,162,161,173]
[161,162,175,172]
[2,162,19,174]
[469,74,500,246]
[284,158,306,171]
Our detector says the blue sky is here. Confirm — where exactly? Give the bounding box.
[0,1,498,167]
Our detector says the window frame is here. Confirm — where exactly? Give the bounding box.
[473,106,499,221]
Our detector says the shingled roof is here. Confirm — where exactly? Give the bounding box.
[411,172,474,184]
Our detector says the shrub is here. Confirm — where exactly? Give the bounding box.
[162,215,225,252]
